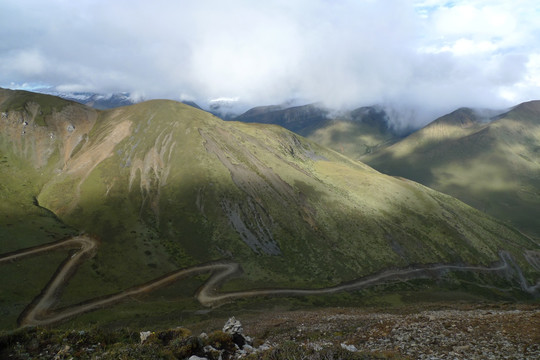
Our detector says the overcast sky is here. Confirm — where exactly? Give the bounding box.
[1,0,539,124]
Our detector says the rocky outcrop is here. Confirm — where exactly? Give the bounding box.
[222,316,253,349]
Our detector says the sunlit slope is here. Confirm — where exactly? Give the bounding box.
[1,89,539,305]
[364,103,540,239]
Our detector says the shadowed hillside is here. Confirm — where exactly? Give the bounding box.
[234,103,330,134]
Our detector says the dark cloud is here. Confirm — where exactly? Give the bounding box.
[1,0,539,125]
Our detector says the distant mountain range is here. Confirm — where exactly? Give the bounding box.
[1,88,538,329]
[38,91,137,110]
[35,90,205,111]
[233,103,413,160]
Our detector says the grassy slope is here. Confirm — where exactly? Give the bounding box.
[0,88,83,251]
[0,89,89,328]
[235,105,401,161]
[0,89,538,330]
[307,118,398,160]
[363,104,540,239]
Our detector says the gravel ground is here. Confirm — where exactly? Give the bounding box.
[239,305,540,359]
[3,304,538,359]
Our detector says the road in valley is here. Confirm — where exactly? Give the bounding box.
[0,235,537,327]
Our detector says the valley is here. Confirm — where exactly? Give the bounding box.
[1,233,537,329]
[0,88,539,334]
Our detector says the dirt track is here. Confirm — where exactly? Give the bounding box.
[0,235,537,327]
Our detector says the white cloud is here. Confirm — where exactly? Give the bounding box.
[0,0,539,125]
[502,53,540,102]
[1,49,47,76]
[523,54,540,87]
[431,4,517,37]
[419,0,538,52]
[422,39,498,55]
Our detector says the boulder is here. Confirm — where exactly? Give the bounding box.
[139,331,152,344]
[222,317,253,347]
[223,316,243,335]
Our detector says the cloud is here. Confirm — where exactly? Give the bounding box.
[2,49,47,76]
[0,0,539,124]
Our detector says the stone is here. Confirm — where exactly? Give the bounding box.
[341,343,358,352]
[232,333,246,347]
[223,316,243,335]
[258,341,273,351]
[139,331,152,344]
[188,356,208,360]
[222,316,254,349]
[54,345,71,359]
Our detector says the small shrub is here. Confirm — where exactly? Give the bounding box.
[170,336,202,359]
[206,330,235,351]
[141,332,161,346]
[157,327,192,345]
[247,341,404,360]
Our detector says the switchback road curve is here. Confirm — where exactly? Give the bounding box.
[0,235,538,327]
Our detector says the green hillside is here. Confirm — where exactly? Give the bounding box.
[363,103,540,240]
[235,104,402,160]
[307,107,402,159]
[0,89,539,330]
[234,103,330,134]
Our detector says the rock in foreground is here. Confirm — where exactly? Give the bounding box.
[1,306,538,359]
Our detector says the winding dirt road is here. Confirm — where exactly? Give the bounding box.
[0,235,537,327]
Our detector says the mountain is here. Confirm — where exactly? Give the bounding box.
[38,91,137,110]
[0,88,539,329]
[207,97,245,119]
[50,90,204,111]
[234,104,404,160]
[363,103,540,239]
[234,103,330,134]
[181,100,202,110]
[306,106,407,160]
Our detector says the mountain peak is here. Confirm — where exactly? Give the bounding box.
[434,107,479,128]
[500,100,540,123]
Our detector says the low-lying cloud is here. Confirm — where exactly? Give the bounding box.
[1,0,539,125]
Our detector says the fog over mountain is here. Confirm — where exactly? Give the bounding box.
[1,0,539,127]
